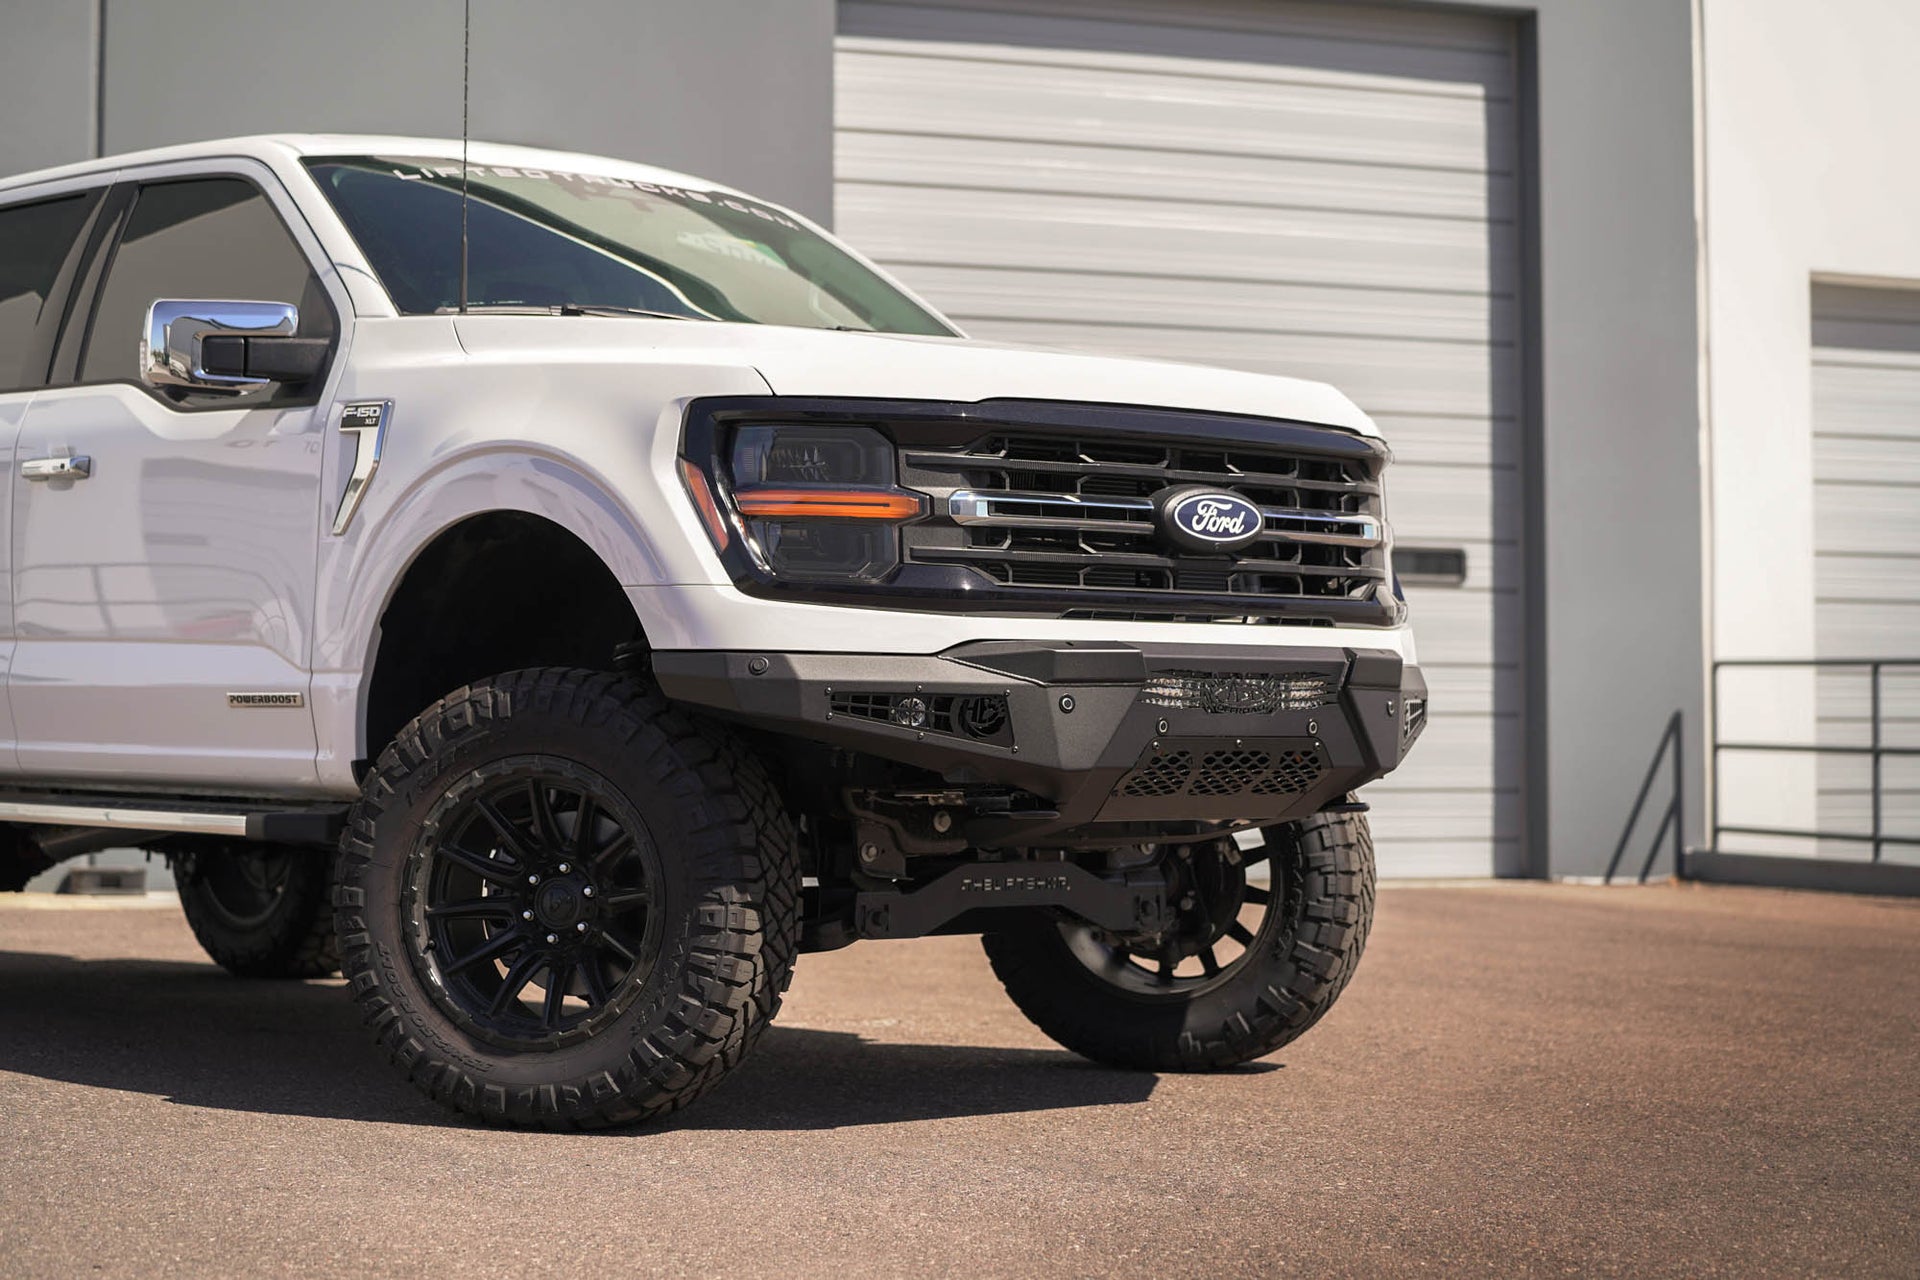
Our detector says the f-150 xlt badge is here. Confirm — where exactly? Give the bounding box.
[331,400,391,535]
[1155,487,1265,554]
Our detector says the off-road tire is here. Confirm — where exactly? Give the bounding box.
[983,812,1375,1070]
[177,842,339,978]
[334,667,801,1129]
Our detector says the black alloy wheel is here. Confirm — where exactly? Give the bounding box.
[983,812,1376,1071]
[411,761,664,1049]
[1064,835,1278,998]
[176,841,339,978]
[198,846,302,929]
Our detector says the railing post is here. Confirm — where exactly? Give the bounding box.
[1871,662,1884,864]
[1671,709,1683,877]
[1708,664,1721,864]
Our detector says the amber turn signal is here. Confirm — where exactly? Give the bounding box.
[677,457,731,550]
[733,488,923,520]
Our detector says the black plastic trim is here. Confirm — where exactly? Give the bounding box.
[0,186,108,393]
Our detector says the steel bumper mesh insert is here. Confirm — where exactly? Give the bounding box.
[1117,746,1325,800]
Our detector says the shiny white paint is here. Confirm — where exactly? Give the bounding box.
[0,134,1409,799]
[7,151,354,793]
[13,384,327,788]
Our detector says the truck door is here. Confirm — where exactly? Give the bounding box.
[0,185,108,778]
[12,171,340,791]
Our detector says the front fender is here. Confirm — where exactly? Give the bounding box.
[307,380,764,792]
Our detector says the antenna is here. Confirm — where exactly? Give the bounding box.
[458,0,471,314]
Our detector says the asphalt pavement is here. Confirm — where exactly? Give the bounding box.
[1,881,1915,1278]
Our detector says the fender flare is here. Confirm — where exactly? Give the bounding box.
[310,446,687,782]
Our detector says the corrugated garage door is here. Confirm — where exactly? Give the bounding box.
[836,0,1526,875]
[1813,284,1920,859]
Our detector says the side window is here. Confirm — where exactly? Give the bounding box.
[0,193,97,393]
[79,177,334,400]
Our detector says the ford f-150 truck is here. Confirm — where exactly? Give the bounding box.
[0,136,1425,1127]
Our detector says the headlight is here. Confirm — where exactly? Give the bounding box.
[683,424,923,585]
[732,425,893,488]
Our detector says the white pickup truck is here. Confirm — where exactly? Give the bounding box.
[0,135,1425,1128]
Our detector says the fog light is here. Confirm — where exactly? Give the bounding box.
[956,696,1009,740]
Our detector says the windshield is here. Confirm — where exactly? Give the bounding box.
[302,155,955,335]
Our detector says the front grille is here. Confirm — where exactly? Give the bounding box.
[899,428,1388,617]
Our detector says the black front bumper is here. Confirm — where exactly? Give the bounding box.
[654,641,1427,844]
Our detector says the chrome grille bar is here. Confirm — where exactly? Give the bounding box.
[945,489,1383,548]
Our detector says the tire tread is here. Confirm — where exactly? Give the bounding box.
[333,668,800,1129]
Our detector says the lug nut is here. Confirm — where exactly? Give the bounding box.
[528,874,541,885]
[575,922,588,933]
[521,910,534,921]
[582,886,594,898]
[557,862,570,874]
[545,933,559,945]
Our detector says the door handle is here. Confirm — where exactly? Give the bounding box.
[21,456,92,481]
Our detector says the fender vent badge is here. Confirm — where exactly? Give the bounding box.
[332,399,392,535]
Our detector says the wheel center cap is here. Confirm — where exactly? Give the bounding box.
[534,879,585,928]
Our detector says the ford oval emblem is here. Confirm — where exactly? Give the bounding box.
[1155,487,1265,554]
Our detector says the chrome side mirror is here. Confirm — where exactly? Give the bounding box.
[142,299,298,392]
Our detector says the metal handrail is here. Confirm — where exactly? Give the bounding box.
[1708,659,1920,863]
[1604,710,1683,884]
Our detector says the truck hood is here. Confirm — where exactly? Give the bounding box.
[451,317,1377,436]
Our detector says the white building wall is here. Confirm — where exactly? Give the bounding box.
[1703,0,1920,849]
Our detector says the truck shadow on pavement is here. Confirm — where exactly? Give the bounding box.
[0,951,1164,1131]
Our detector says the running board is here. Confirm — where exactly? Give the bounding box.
[0,793,348,845]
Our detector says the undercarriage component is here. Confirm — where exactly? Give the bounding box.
[852,857,1173,941]
[0,829,56,893]
[0,824,166,892]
